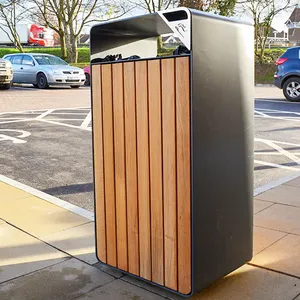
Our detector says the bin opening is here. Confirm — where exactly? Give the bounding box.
[90,8,191,63]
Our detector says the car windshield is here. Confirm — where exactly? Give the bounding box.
[33,55,68,66]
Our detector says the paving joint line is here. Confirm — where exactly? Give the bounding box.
[254,225,300,236]
[0,256,72,286]
[247,262,300,280]
[254,202,276,215]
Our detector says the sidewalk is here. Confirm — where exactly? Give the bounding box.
[1,176,300,300]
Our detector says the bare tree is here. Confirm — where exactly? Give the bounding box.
[242,0,295,62]
[179,0,237,16]
[133,0,175,13]
[0,0,26,52]
[28,0,129,63]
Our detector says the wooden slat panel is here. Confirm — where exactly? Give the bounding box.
[135,61,151,281]
[92,65,106,263]
[148,59,164,285]
[101,64,117,267]
[176,57,191,294]
[124,62,139,276]
[161,58,177,291]
[112,63,128,271]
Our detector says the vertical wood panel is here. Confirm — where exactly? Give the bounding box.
[124,62,139,276]
[92,65,106,263]
[112,63,128,271]
[161,58,177,291]
[101,64,117,267]
[135,61,152,281]
[148,59,164,285]
[176,57,191,295]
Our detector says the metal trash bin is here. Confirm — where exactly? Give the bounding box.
[90,7,254,297]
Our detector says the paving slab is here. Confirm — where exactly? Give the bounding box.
[123,265,300,300]
[285,176,300,187]
[0,258,114,300]
[252,234,300,277]
[0,223,68,283]
[0,195,90,238]
[255,185,300,207]
[93,262,124,279]
[43,222,97,265]
[253,226,287,255]
[254,199,274,214]
[254,204,300,235]
[75,278,166,300]
[0,182,32,201]
[191,264,300,300]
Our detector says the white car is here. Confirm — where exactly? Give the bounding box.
[3,53,85,89]
[0,58,13,89]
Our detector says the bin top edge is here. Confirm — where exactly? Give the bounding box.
[90,7,253,35]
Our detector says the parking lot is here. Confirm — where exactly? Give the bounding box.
[1,85,300,211]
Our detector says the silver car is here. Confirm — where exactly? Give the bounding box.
[3,53,85,89]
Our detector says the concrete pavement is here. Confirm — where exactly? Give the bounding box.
[1,176,300,299]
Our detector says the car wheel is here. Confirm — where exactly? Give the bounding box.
[283,77,300,102]
[71,85,80,88]
[37,73,49,89]
[33,84,38,88]
[0,83,11,90]
[84,73,90,86]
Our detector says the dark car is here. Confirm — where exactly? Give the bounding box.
[274,47,300,102]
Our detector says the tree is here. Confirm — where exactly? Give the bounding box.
[29,0,129,63]
[178,0,237,16]
[0,0,26,52]
[241,0,295,63]
[134,0,175,12]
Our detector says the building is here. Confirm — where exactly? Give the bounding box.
[285,6,300,43]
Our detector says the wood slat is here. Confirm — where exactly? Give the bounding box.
[101,64,117,267]
[124,62,139,276]
[161,58,177,291]
[112,63,128,271]
[92,65,107,263]
[148,59,164,286]
[176,57,191,295]
[135,60,151,281]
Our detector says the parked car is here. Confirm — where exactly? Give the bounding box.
[0,58,13,89]
[83,65,90,86]
[274,47,300,102]
[2,53,85,89]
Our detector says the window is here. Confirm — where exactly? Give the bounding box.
[22,55,34,66]
[4,55,12,62]
[33,55,68,66]
[12,55,22,65]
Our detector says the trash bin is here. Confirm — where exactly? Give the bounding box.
[90,7,254,297]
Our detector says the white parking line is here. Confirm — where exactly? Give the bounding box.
[256,138,300,165]
[81,111,91,129]
[255,152,300,155]
[38,118,92,131]
[256,107,300,116]
[255,110,269,117]
[36,109,55,120]
[254,160,300,171]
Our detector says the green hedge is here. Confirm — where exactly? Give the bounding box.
[0,47,90,63]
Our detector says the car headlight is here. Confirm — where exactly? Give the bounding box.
[52,69,62,75]
[5,61,12,68]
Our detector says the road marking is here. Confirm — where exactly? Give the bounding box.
[36,109,55,120]
[256,107,300,116]
[46,119,85,121]
[0,129,31,144]
[255,110,269,117]
[255,152,300,155]
[0,107,90,115]
[255,138,300,148]
[255,99,291,104]
[255,115,300,122]
[37,118,92,131]
[256,138,300,165]
[254,160,300,171]
[80,111,91,129]
[0,119,33,125]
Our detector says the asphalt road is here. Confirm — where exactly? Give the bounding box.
[1,86,300,211]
